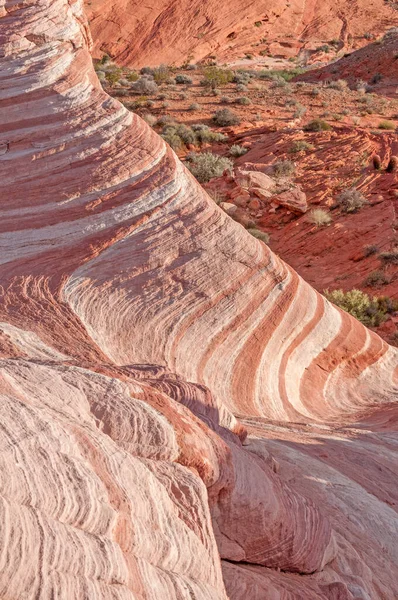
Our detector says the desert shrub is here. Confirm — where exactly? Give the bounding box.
[379,250,398,264]
[152,64,171,84]
[290,140,314,153]
[220,96,232,103]
[229,144,248,157]
[126,71,139,82]
[324,289,390,327]
[247,228,270,243]
[187,152,233,182]
[373,154,382,169]
[140,66,154,75]
[212,108,241,127]
[162,131,183,150]
[233,72,251,85]
[365,270,390,287]
[337,188,367,213]
[237,96,251,105]
[105,68,123,85]
[175,74,193,85]
[131,77,158,95]
[156,114,175,127]
[364,244,379,256]
[308,208,332,227]
[143,114,157,127]
[202,66,233,89]
[188,103,200,111]
[293,104,307,118]
[386,156,398,172]
[371,73,383,84]
[304,119,331,132]
[378,120,396,130]
[273,159,296,178]
[258,68,304,82]
[100,54,111,65]
[327,79,348,91]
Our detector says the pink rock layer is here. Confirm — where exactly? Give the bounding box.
[0,2,397,599]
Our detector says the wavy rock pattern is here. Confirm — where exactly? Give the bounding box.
[0,1,397,599]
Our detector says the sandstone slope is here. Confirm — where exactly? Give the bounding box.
[1,1,398,599]
[298,29,398,96]
[85,0,398,66]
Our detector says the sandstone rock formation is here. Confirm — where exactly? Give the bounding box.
[1,1,398,599]
[298,29,398,97]
[85,0,398,66]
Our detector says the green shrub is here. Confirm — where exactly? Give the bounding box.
[308,208,332,227]
[237,96,251,105]
[304,119,332,132]
[175,74,193,84]
[378,120,396,130]
[273,159,296,178]
[324,289,392,327]
[247,228,270,243]
[188,103,200,111]
[229,144,248,157]
[290,140,314,153]
[202,66,233,89]
[187,152,233,183]
[212,108,241,127]
[337,188,367,213]
[153,64,171,84]
[258,68,305,81]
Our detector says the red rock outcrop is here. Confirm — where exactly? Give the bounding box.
[85,0,398,66]
[298,29,398,97]
[1,2,398,599]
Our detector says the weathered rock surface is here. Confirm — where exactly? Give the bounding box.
[85,0,398,66]
[1,2,398,599]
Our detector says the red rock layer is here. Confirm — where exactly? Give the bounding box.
[0,1,397,599]
[85,0,398,66]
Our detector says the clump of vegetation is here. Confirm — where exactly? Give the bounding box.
[364,244,379,256]
[364,270,390,288]
[247,228,270,243]
[324,289,397,327]
[378,120,396,130]
[373,154,382,169]
[308,208,332,227]
[379,250,398,264]
[290,140,314,153]
[131,77,158,95]
[327,79,348,91]
[386,156,398,173]
[188,103,200,111]
[143,113,157,127]
[257,68,305,82]
[272,160,296,178]
[229,144,248,157]
[212,108,241,127]
[161,123,226,150]
[201,66,234,89]
[186,152,233,183]
[152,64,171,84]
[220,95,232,103]
[175,74,193,85]
[293,104,307,119]
[337,188,367,213]
[237,96,251,105]
[304,119,332,132]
